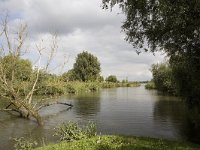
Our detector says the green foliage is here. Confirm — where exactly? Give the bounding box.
[13,137,37,150]
[0,55,33,97]
[105,75,118,83]
[170,55,200,104]
[101,82,140,88]
[87,82,100,92]
[65,83,77,94]
[145,81,156,90]
[36,135,200,150]
[1,55,32,81]
[122,79,128,83]
[103,0,200,104]
[97,76,104,82]
[103,0,200,55]
[35,74,65,96]
[151,63,177,95]
[61,69,76,82]
[54,121,97,142]
[64,82,100,94]
[73,51,101,82]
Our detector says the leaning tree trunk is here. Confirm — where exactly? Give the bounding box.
[0,15,73,125]
[10,100,43,125]
[3,99,73,126]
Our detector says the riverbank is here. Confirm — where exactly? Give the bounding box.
[36,135,199,150]
[34,81,141,96]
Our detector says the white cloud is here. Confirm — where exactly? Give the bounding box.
[0,0,166,81]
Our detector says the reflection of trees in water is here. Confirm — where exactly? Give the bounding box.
[72,93,100,117]
[153,99,200,143]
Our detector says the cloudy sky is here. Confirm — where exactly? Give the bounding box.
[0,0,166,81]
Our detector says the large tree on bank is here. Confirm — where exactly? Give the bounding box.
[73,51,101,82]
[102,0,200,104]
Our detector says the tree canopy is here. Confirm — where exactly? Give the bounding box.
[102,0,200,55]
[105,75,118,83]
[1,55,32,81]
[103,0,200,104]
[73,51,101,82]
[151,62,176,95]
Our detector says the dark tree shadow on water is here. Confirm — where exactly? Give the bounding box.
[72,92,101,117]
[153,99,200,144]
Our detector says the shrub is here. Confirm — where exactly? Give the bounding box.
[65,83,77,94]
[87,82,100,92]
[105,75,118,83]
[12,137,37,150]
[145,81,156,90]
[54,121,97,142]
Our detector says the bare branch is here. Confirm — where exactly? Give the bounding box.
[0,108,20,114]
[45,34,58,71]
[37,101,73,111]
[25,47,42,104]
[2,13,12,54]
[15,23,28,56]
[5,103,13,109]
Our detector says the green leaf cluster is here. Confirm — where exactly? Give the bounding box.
[73,51,101,82]
[54,121,97,142]
[105,75,118,83]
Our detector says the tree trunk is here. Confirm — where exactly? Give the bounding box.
[11,100,43,125]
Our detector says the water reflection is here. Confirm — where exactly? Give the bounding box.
[71,92,101,117]
[153,98,200,143]
[1,86,200,150]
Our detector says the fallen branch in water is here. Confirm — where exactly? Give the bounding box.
[37,101,73,111]
[5,103,13,109]
[0,108,21,114]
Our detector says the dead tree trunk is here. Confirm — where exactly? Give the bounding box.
[2,100,73,125]
[0,14,72,125]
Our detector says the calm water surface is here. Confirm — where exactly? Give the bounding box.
[0,85,200,149]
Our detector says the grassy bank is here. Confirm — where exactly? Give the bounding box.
[36,135,199,150]
[34,81,141,96]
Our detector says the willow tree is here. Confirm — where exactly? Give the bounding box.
[0,16,72,125]
[102,0,200,104]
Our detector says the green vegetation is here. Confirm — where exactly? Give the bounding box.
[1,55,32,81]
[147,60,200,104]
[145,81,156,90]
[35,80,140,96]
[102,81,140,88]
[36,135,200,150]
[13,137,38,150]
[33,121,200,150]
[102,0,200,104]
[72,51,101,82]
[11,121,198,150]
[151,63,177,95]
[170,55,200,104]
[54,121,96,141]
[105,75,118,83]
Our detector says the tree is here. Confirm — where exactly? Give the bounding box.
[73,51,101,82]
[62,69,76,82]
[170,55,200,104]
[151,63,176,95]
[98,76,104,82]
[1,55,32,81]
[105,75,118,83]
[103,0,200,54]
[0,15,72,125]
[102,0,200,104]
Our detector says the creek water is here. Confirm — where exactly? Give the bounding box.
[0,85,200,149]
